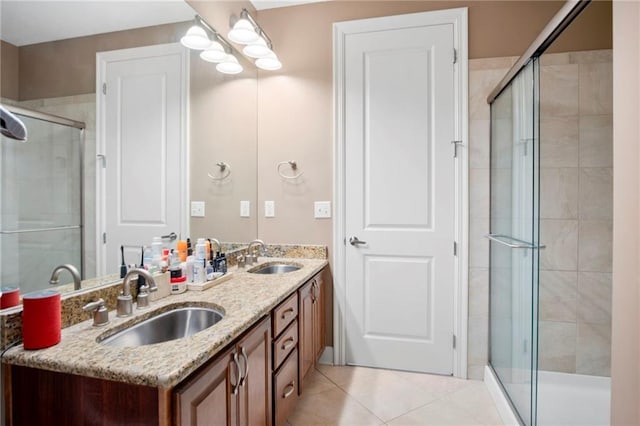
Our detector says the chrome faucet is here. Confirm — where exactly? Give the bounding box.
[49,264,81,290]
[118,268,157,317]
[246,239,266,266]
[209,238,222,254]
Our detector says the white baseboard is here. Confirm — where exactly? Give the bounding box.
[318,346,333,365]
[484,365,521,426]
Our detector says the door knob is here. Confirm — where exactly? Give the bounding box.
[349,236,367,246]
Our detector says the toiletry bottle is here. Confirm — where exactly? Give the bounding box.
[186,255,195,282]
[220,253,227,273]
[177,240,187,262]
[195,238,206,261]
[186,238,193,256]
[206,259,214,281]
[151,237,163,258]
[193,258,204,284]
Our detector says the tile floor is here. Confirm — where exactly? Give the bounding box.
[286,365,504,425]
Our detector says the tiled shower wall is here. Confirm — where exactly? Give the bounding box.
[466,50,613,379]
[538,50,612,376]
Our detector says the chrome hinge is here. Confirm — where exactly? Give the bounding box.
[453,334,457,349]
[451,140,463,158]
[102,83,106,95]
[453,48,457,64]
[102,232,107,244]
[453,241,457,256]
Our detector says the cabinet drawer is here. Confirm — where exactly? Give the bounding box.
[274,349,299,426]
[273,319,298,370]
[273,293,298,337]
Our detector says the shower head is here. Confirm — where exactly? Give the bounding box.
[0,105,27,142]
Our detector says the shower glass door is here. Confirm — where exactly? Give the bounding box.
[489,59,540,425]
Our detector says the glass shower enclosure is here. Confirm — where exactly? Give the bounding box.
[0,106,85,294]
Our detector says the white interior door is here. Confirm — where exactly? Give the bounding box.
[343,21,456,374]
[97,43,187,275]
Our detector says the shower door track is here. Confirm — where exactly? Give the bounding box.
[3,105,85,130]
[0,225,81,235]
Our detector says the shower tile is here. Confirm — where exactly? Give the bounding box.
[467,316,488,366]
[469,56,518,70]
[469,217,489,269]
[540,52,571,66]
[579,115,613,167]
[540,220,578,271]
[470,169,490,219]
[570,49,612,64]
[538,321,577,373]
[578,221,612,272]
[469,119,490,169]
[579,168,613,220]
[540,168,579,219]
[576,322,611,376]
[540,64,579,118]
[578,272,612,324]
[469,68,510,120]
[539,271,578,322]
[468,268,489,318]
[540,116,579,167]
[579,63,613,116]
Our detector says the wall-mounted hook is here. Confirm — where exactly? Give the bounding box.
[208,161,231,181]
[277,160,304,179]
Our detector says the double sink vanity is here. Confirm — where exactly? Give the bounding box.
[2,255,329,425]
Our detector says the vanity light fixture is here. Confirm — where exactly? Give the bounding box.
[182,16,243,74]
[230,9,283,71]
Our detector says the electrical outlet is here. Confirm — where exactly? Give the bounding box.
[191,201,205,217]
[265,200,275,218]
[240,200,250,217]
[314,201,331,218]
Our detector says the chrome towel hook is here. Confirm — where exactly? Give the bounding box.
[208,161,231,181]
[277,160,304,179]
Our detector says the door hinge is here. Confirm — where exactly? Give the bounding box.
[453,241,457,256]
[451,140,463,158]
[102,232,107,244]
[453,48,457,64]
[453,334,457,349]
[102,83,106,95]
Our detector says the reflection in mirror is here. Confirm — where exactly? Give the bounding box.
[0,1,258,307]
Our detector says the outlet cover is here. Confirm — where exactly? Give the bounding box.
[240,200,250,217]
[191,201,205,217]
[265,200,275,217]
[314,201,331,218]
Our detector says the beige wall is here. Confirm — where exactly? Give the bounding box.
[1,40,19,100]
[611,1,640,424]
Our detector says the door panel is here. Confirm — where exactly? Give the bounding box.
[344,24,455,374]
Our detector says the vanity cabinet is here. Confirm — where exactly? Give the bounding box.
[174,315,272,426]
[271,292,299,426]
[298,271,325,392]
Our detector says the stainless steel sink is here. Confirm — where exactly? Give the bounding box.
[249,263,301,274]
[100,307,224,347]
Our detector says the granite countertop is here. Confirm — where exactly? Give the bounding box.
[2,257,327,389]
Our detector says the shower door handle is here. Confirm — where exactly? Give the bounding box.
[485,234,545,249]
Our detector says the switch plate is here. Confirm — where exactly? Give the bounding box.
[191,201,205,217]
[265,200,275,218]
[240,200,250,218]
[314,201,331,218]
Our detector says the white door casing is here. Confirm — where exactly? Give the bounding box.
[96,43,188,275]
[334,8,469,377]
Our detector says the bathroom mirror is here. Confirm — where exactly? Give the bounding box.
[0,0,258,304]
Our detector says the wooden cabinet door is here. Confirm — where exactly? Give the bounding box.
[298,280,315,387]
[313,274,326,362]
[174,346,236,426]
[237,316,272,426]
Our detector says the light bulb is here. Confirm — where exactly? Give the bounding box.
[180,25,211,50]
[216,55,243,75]
[228,18,259,44]
[200,41,227,63]
[243,37,272,58]
[255,52,282,71]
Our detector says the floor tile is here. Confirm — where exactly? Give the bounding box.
[387,398,483,425]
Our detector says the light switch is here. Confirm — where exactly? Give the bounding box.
[314,201,331,218]
[265,200,275,218]
[191,201,205,217]
[240,200,251,217]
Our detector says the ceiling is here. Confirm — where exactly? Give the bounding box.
[0,0,327,47]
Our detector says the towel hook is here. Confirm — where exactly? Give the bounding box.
[208,162,231,181]
[277,160,304,179]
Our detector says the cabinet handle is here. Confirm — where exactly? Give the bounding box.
[311,281,317,303]
[282,381,295,399]
[281,307,295,319]
[239,347,249,387]
[281,337,295,351]
[232,353,242,395]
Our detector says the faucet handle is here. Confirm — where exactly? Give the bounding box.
[137,285,150,309]
[82,298,109,327]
